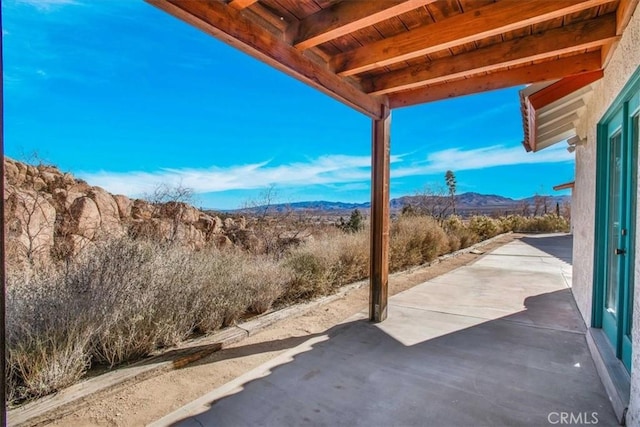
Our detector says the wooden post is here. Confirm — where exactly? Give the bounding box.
[1,5,7,425]
[370,103,390,322]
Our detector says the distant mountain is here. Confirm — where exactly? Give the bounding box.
[226,192,570,217]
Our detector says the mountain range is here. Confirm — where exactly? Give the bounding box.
[227,192,571,217]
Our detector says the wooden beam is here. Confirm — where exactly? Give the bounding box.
[365,14,616,95]
[538,98,586,124]
[146,0,385,119]
[529,70,603,109]
[370,103,391,323]
[389,51,603,108]
[602,0,640,66]
[537,122,577,147]
[538,112,580,135]
[228,0,258,10]
[294,0,438,50]
[332,0,611,76]
[616,0,640,34]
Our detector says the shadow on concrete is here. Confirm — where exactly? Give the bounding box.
[123,335,324,371]
[520,234,573,265]
[165,288,616,427]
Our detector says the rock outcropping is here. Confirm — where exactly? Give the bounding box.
[4,158,243,265]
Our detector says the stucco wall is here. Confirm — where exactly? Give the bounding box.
[574,5,640,426]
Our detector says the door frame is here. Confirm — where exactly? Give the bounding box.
[592,66,640,372]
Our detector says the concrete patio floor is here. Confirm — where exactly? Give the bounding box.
[151,234,618,427]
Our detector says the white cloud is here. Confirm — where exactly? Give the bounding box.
[78,145,572,197]
[79,155,386,197]
[14,0,80,11]
[394,144,573,178]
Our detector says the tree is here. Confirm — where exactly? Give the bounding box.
[142,182,195,241]
[404,184,450,218]
[338,209,364,233]
[444,170,457,215]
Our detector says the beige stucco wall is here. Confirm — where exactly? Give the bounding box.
[574,5,640,425]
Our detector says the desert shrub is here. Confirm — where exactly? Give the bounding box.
[7,267,92,403]
[8,210,536,404]
[283,251,334,301]
[468,215,502,240]
[330,231,369,286]
[443,215,465,232]
[282,230,368,301]
[5,237,290,401]
[498,214,570,233]
[389,215,448,272]
[498,214,528,233]
[442,215,479,251]
[240,257,291,315]
[523,214,570,233]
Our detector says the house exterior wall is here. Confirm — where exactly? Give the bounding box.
[574,6,640,425]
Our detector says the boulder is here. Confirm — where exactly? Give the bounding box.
[70,196,101,239]
[5,161,19,186]
[39,170,58,187]
[181,205,200,224]
[175,223,205,250]
[113,194,133,219]
[31,177,47,192]
[223,217,236,231]
[214,235,233,249]
[131,199,154,220]
[5,189,56,262]
[89,187,124,237]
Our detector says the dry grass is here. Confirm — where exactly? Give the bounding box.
[5,212,569,404]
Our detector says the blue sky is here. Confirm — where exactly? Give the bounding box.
[3,0,574,209]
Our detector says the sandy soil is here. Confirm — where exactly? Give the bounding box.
[47,234,516,427]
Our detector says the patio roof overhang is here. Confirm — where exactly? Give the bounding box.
[147,0,639,118]
[519,70,602,152]
[145,0,639,324]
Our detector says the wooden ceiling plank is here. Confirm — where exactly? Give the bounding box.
[146,0,385,119]
[332,0,612,76]
[366,14,616,95]
[293,0,438,50]
[389,51,603,108]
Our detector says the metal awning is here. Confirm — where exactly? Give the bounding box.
[553,181,576,191]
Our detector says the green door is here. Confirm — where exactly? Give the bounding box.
[597,88,638,372]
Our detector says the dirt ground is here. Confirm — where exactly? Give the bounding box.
[47,234,516,427]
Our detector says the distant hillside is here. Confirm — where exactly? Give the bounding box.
[231,192,570,217]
